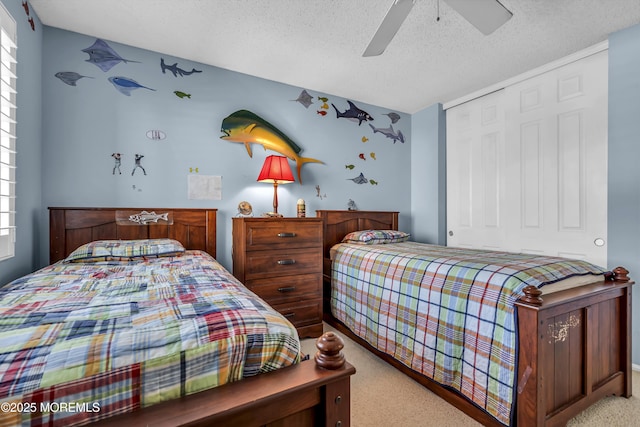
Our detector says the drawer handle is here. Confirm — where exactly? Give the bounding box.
[278,286,297,293]
[284,313,295,319]
[277,232,297,238]
[277,259,296,265]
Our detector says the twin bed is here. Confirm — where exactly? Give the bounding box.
[0,207,632,426]
[0,207,354,427]
[317,209,633,427]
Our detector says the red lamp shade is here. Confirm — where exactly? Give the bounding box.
[257,155,294,215]
[257,155,295,183]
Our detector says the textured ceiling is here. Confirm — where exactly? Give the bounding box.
[30,0,640,113]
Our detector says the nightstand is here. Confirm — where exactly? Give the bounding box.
[232,217,323,338]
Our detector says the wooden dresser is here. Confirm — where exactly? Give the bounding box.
[232,217,324,338]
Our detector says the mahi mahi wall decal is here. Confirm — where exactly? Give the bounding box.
[220,110,323,183]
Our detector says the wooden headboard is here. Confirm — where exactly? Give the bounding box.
[49,207,217,263]
[315,210,399,314]
[315,210,399,259]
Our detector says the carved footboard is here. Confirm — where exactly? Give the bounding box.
[515,268,633,426]
[94,332,355,427]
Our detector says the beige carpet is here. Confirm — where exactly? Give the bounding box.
[301,324,640,426]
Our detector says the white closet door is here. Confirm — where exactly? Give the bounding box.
[447,50,608,267]
[446,90,507,250]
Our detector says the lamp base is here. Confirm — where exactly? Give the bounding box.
[261,212,284,218]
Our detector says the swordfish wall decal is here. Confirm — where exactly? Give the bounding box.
[219,109,323,184]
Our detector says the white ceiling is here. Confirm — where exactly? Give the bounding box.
[30,0,640,114]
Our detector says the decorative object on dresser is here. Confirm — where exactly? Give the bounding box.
[297,198,306,217]
[236,200,254,217]
[233,217,324,338]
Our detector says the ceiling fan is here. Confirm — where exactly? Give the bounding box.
[363,0,513,57]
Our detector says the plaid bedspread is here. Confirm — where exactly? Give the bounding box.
[331,242,606,425]
[0,251,300,426]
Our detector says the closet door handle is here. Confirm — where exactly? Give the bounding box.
[277,259,296,265]
[277,232,297,238]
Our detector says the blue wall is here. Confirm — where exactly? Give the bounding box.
[608,23,640,365]
[40,27,412,270]
[1,3,639,364]
[0,0,42,286]
[410,103,446,244]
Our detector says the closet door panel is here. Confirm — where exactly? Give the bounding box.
[446,50,607,267]
[447,90,506,250]
[505,51,608,266]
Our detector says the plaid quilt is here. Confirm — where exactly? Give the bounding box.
[0,251,300,426]
[331,242,606,426]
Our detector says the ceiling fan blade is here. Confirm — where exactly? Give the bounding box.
[363,0,416,57]
[443,0,512,35]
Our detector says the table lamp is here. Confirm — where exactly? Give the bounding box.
[257,155,294,216]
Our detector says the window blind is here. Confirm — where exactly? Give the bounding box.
[0,3,16,261]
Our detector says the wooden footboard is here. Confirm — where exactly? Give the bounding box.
[317,209,633,426]
[515,269,633,426]
[94,332,356,427]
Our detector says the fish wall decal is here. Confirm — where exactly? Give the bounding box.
[108,77,155,96]
[369,123,405,143]
[291,90,314,108]
[384,112,401,124]
[332,100,374,126]
[348,172,369,184]
[160,58,202,77]
[54,71,93,86]
[174,91,191,99]
[220,110,323,183]
[82,39,140,72]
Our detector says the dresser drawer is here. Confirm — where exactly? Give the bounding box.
[232,217,324,337]
[246,273,321,306]
[244,220,322,250]
[244,248,322,280]
[273,298,322,329]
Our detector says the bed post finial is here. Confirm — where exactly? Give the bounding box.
[611,266,630,282]
[315,331,346,370]
[520,285,543,306]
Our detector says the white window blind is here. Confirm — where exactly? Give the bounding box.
[0,4,16,261]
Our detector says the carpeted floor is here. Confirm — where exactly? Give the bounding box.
[301,324,639,426]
